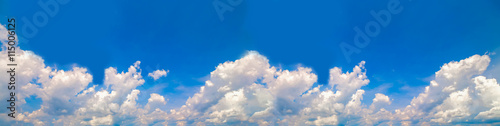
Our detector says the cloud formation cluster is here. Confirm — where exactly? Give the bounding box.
[1,24,500,125]
[168,52,396,125]
[0,49,170,125]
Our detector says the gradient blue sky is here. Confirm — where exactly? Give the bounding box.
[2,0,500,117]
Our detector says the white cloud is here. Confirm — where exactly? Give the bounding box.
[431,88,472,123]
[104,61,145,99]
[329,61,370,103]
[81,115,113,126]
[473,76,500,121]
[148,69,169,80]
[145,93,168,111]
[370,93,391,110]
[167,51,394,125]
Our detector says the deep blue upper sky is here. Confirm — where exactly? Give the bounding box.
[2,0,500,108]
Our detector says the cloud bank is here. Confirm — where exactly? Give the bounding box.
[1,24,500,125]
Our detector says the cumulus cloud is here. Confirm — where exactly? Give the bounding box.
[393,54,500,125]
[166,51,393,125]
[370,93,391,111]
[1,23,500,125]
[6,58,169,125]
[148,69,169,80]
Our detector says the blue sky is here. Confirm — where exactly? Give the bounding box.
[1,0,500,125]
